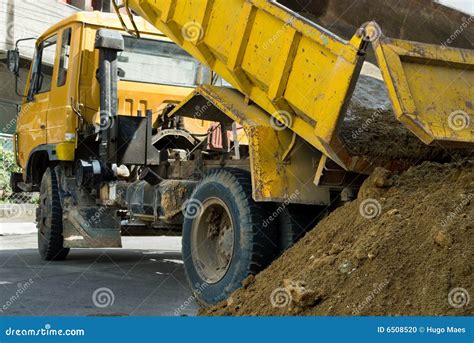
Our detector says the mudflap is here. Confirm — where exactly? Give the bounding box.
[62,205,122,248]
[55,165,122,249]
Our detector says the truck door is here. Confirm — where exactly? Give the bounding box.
[46,27,77,145]
[17,34,57,168]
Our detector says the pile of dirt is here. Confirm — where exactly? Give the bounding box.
[278,0,474,53]
[202,161,474,316]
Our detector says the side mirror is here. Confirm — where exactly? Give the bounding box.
[7,49,20,76]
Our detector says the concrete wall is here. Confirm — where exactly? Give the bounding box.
[438,0,474,14]
[0,0,78,59]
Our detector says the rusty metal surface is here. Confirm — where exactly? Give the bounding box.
[123,179,197,222]
[159,180,194,219]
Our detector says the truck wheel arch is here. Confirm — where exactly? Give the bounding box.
[26,145,58,189]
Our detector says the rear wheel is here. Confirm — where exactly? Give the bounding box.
[182,168,277,305]
[37,167,69,261]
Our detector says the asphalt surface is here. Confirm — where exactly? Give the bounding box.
[0,222,199,316]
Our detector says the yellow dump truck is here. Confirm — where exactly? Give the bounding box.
[8,1,473,305]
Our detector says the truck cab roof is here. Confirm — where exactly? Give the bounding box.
[38,11,166,43]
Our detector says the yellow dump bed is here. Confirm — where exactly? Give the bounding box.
[125,0,473,173]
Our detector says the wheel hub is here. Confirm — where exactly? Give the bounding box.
[191,198,234,284]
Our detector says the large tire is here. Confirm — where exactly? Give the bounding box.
[182,168,277,305]
[278,204,326,251]
[37,167,69,261]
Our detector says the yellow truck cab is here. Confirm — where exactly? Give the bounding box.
[13,12,204,188]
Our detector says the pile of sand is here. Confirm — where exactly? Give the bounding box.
[202,161,474,316]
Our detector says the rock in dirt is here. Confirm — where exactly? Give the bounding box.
[358,167,395,199]
[241,275,255,289]
[201,161,474,316]
[281,279,321,313]
[434,230,453,248]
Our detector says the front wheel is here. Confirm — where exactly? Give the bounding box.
[37,167,69,261]
[182,168,277,305]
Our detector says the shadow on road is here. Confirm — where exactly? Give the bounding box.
[0,243,198,316]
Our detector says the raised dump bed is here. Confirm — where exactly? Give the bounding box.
[124,0,473,173]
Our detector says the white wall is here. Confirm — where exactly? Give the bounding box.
[0,0,78,60]
[0,0,78,133]
[438,0,474,14]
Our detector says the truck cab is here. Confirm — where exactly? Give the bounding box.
[13,12,206,190]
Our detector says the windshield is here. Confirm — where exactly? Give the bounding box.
[118,36,199,87]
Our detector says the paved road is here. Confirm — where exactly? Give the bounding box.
[0,222,198,316]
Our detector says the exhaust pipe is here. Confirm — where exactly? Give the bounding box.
[95,29,124,163]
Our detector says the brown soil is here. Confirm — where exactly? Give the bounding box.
[202,161,474,316]
[279,1,474,55]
